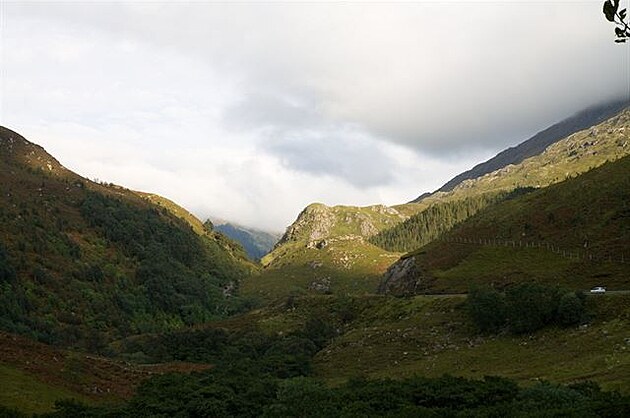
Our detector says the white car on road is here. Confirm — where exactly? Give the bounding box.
[590,286,606,294]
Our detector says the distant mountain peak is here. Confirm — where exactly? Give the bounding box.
[411,98,630,202]
[214,222,280,261]
[1,126,69,176]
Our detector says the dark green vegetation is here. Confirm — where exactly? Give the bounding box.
[2,100,630,417]
[214,222,280,261]
[370,189,535,253]
[468,283,587,334]
[36,374,630,417]
[5,293,629,416]
[0,127,253,350]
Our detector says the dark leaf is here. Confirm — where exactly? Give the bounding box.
[604,1,616,22]
[615,38,627,43]
[620,8,627,20]
[615,27,625,37]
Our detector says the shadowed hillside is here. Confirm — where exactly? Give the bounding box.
[0,126,254,351]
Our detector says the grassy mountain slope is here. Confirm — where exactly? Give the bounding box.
[122,292,630,394]
[134,192,256,267]
[214,222,280,261]
[251,106,629,300]
[422,106,629,204]
[380,155,630,295]
[243,203,421,301]
[372,106,630,254]
[0,126,252,350]
[311,293,630,393]
[413,98,629,199]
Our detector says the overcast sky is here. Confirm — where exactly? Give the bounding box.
[1,1,628,232]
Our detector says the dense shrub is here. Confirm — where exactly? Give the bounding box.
[0,244,16,283]
[557,291,587,326]
[505,283,560,334]
[0,187,252,349]
[467,283,587,334]
[467,286,507,333]
[370,192,515,252]
[42,375,629,417]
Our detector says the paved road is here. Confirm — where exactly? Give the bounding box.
[418,290,630,298]
[587,290,630,295]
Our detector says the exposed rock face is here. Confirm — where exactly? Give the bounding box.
[378,256,430,296]
[264,201,413,272]
[275,202,405,251]
[308,277,331,293]
[370,204,401,216]
[275,203,335,247]
[359,218,379,237]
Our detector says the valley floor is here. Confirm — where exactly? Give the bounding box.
[219,292,630,393]
[2,292,629,414]
[313,294,630,393]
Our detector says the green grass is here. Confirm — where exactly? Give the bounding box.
[418,108,630,207]
[264,109,630,301]
[243,239,401,302]
[213,292,630,392]
[386,155,630,295]
[0,364,88,415]
[423,245,629,292]
[312,294,630,393]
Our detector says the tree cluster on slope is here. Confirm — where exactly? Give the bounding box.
[468,283,588,334]
[371,190,536,253]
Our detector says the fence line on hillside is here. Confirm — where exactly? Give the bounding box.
[438,236,628,264]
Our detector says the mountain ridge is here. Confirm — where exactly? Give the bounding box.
[370,105,630,253]
[214,222,280,261]
[411,98,630,202]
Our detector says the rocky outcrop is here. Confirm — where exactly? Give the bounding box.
[275,203,335,248]
[274,202,408,251]
[378,256,431,296]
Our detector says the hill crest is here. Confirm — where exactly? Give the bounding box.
[412,98,630,201]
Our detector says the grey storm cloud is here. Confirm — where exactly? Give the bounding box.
[3,1,629,230]
[222,90,323,132]
[263,127,395,188]
[9,1,628,157]
[222,89,395,187]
